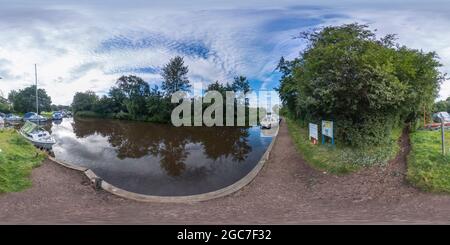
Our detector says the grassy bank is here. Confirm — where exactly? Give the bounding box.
[286,117,402,174]
[408,130,450,192]
[0,129,45,193]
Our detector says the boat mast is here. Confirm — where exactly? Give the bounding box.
[35,64,38,115]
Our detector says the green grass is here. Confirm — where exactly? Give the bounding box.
[0,129,45,193]
[285,117,402,175]
[408,130,450,192]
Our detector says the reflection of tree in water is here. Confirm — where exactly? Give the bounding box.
[195,127,251,162]
[71,118,252,176]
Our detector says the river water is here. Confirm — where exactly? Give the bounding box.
[47,118,274,196]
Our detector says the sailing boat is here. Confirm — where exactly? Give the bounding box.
[19,64,55,149]
[23,64,49,123]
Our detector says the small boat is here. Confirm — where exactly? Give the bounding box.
[19,121,56,150]
[52,111,63,120]
[260,114,280,129]
[4,113,22,122]
[23,112,49,123]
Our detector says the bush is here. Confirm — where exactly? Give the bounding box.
[278,23,443,147]
[74,110,103,118]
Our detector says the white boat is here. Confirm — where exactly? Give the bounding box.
[260,114,280,129]
[19,121,56,150]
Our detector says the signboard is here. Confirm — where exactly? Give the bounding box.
[321,120,334,145]
[309,123,318,143]
[322,120,333,137]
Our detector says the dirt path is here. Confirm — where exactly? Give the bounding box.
[1,122,450,224]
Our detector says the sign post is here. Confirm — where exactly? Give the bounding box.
[321,120,334,145]
[309,123,318,145]
[441,118,445,155]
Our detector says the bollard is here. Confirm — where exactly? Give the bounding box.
[93,177,102,190]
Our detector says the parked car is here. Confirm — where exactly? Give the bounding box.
[432,111,450,123]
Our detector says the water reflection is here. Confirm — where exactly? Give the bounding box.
[51,118,272,196]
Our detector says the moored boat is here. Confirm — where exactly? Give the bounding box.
[19,121,56,150]
[52,111,63,120]
[260,114,280,129]
[23,112,49,123]
[5,113,22,122]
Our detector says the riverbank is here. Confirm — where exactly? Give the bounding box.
[0,129,45,193]
[285,117,402,174]
[2,121,450,224]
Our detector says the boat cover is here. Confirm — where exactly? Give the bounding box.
[21,121,40,134]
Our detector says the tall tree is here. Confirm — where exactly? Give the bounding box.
[71,91,98,113]
[10,85,52,113]
[116,75,150,118]
[161,56,191,96]
[231,76,251,94]
[278,23,444,146]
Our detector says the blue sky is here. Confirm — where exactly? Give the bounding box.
[0,0,450,104]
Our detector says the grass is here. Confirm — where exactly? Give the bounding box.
[0,129,45,193]
[285,117,402,175]
[408,129,450,192]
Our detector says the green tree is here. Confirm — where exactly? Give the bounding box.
[161,56,191,96]
[434,100,450,113]
[9,85,52,113]
[71,91,99,113]
[278,23,444,146]
[116,75,150,118]
[231,76,250,93]
[108,87,127,113]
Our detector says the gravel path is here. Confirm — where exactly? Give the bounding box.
[1,121,450,224]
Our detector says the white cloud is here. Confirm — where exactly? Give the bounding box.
[0,1,449,104]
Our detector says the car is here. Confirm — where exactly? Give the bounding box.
[432,111,450,123]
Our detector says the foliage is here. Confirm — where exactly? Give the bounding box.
[277,23,444,147]
[0,101,11,113]
[71,91,98,113]
[161,56,191,96]
[0,130,45,193]
[51,104,71,112]
[286,116,401,174]
[433,97,450,113]
[8,85,52,113]
[71,56,254,125]
[408,130,450,192]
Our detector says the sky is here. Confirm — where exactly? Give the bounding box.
[0,0,450,105]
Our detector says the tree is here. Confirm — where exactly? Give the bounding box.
[108,87,127,113]
[434,100,449,113]
[10,85,52,113]
[116,75,150,118]
[71,91,99,113]
[278,23,444,146]
[231,76,250,94]
[161,56,191,96]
